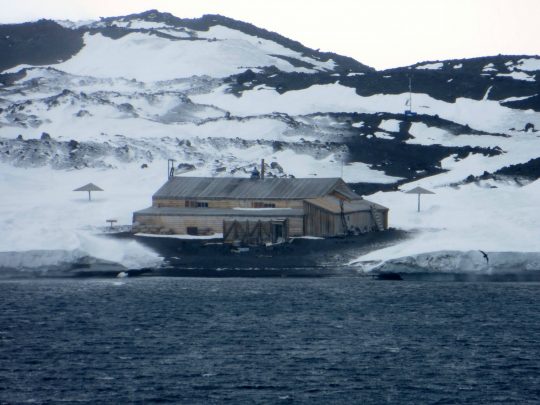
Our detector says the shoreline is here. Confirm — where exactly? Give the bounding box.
[2,231,540,280]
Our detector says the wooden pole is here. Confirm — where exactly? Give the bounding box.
[417,193,420,212]
[88,190,91,201]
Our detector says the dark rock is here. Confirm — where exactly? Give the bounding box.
[236,69,256,84]
[75,109,91,117]
[0,20,84,72]
[177,163,196,172]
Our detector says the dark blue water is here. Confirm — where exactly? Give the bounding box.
[1,278,540,404]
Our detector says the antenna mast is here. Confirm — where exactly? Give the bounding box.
[408,75,413,112]
[405,73,416,117]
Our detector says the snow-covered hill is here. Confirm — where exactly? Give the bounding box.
[1,10,540,275]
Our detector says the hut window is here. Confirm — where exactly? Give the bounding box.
[185,200,208,208]
[252,202,276,208]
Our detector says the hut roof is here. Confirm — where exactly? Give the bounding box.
[153,177,361,200]
[73,183,104,192]
[305,196,388,214]
[405,186,435,195]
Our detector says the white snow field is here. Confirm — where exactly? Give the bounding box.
[7,22,336,81]
[51,32,311,80]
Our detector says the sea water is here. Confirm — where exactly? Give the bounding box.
[1,277,540,404]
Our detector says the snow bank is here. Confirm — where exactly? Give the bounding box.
[351,179,540,271]
[0,163,163,271]
[355,250,540,274]
[0,249,87,271]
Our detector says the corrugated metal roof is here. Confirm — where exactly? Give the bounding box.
[305,196,388,214]
[153,177,348,200]
[134,206,304,218]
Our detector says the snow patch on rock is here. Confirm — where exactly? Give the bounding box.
[416,62,444,70]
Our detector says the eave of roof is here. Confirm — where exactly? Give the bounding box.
[304,196,388,214]
[134,206,305,218]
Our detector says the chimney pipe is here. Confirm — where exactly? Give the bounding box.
[168,159,175,179]
[261,159,265,179]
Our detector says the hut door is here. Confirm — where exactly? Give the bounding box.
[272,222,284,243]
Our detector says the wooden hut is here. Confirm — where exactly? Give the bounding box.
[132,176,388,244]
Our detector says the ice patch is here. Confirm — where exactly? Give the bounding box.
[497,71,536,82]
[416,62,443,70]
[378,119,401,133]
[515,58,540,72]
[482,63,497,72]
[374,131,394,140]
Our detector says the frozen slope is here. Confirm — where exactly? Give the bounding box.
[4,12,349,80]
[50,32,322,80]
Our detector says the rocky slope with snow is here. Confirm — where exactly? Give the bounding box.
[1,10,540,275]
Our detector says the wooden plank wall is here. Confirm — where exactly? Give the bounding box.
[303,202,339,237]
[133,214,304,237]
[303,202,387,237]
